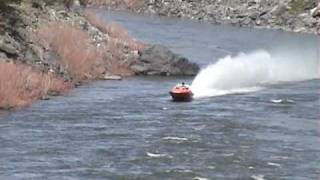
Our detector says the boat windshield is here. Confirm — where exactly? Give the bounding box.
[175,83,190,88]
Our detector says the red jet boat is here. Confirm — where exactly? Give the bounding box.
[169,83,193,102]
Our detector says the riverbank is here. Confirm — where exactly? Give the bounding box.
[86,0,320,34]
[0,1,140,108]
[0,1,198,109]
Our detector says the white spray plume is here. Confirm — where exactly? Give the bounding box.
[191,50,320,98]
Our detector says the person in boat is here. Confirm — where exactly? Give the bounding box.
[175,82,190,89]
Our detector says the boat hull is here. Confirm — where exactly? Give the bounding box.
[169,84,193,102]
[169,91,193,102]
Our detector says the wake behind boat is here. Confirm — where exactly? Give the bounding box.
[169,82,193,102]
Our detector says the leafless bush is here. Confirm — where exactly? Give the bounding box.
[37,23,103,81]
[0,62,70,109]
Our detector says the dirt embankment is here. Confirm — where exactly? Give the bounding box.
[86,0,320,34]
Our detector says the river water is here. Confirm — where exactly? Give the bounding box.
[0,11,319,180]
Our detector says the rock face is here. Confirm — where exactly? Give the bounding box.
[129,0,320,34]
[131,45,199,76]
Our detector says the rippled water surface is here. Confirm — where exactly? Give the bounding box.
[0,11,319,180]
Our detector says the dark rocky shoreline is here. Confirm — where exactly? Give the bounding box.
[132,45,199,76]
[109,0,320,35]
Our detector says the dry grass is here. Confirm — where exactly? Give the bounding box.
[0,62,71,109]
[37,23,103,81]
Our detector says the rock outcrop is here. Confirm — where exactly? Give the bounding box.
[131,45,199,76]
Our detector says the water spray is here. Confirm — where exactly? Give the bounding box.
[191,49,320,98]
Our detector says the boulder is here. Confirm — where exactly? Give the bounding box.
[311,3,320,17]
[104,74,122,80]
[68,0,82,12]
[27,44,44,61]
[270,3,289,16]
[0,39,18,55]
[0,52,8,60]
[131,45,199,76]
[130,64,149,72]
[41,95,50,100]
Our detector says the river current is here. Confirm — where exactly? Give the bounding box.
[0,10,319,180]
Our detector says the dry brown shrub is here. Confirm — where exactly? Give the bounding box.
[37,15,145,79]
[37,23,103,81]
[0,62,70,109]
